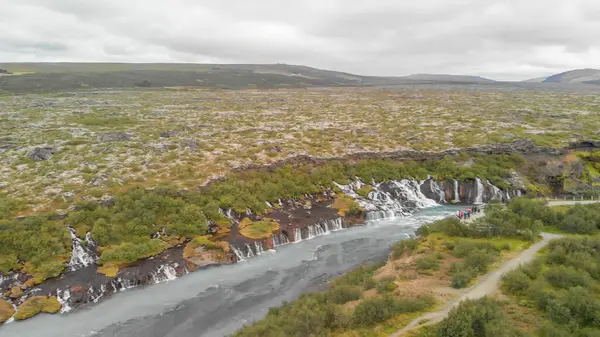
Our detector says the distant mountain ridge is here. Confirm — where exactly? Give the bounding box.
[405,73,495,84]
[525,68,600,84]
[1,62,599,93]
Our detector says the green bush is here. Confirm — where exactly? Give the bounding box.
[391,239,420,259]
[502,269,532,295]
[416,255,440,271]
[438,297,525,337]
[327,285,362,304]
[376,276,398,294]
[451,268,475,289]
[352,296,434,327]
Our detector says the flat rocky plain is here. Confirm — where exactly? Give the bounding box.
[1,84,599,212]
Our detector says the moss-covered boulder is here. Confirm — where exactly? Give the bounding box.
[14,296,61,320]
[332,194,364,217]
[238,218,280,239]
[183,236,233,270]
[0,298,15,324]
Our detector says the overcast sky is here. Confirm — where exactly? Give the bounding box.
[1,0,599,80]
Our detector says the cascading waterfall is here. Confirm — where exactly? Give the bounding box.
[254,242,264,255]
[272,233,290,247]
[474,178,484,204]
[57,289,72,313]
[327,217,344,231]
[486,181,504,202]
[336,178,439,222]
[244,244,255,258]
[88,284,107,303]
[425,178,446,203]
[67,227,98,271]
[230,246,246,261]
[151,264,178,283]
[294,228,302,242]
[453,179,460,202]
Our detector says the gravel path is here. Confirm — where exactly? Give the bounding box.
[389,232,563,336]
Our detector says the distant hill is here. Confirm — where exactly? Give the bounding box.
[0,62,495,93]
[525,69,600,84]
[404,74,495,84]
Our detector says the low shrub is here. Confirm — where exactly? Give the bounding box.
[391,239,419,259]
[376,276,398,294]
[416,255,440,271]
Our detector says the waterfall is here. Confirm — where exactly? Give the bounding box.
[265,201,273,208]
[366,209,396,221]
[486,180,504,202]
[67,227,98,271]
[336,178,438,222]
[88,284,107,303]
[327,218,344,231]
[57,289,72,313]
[425,178,446,203]
[453,179,460,202]
[474,178,484,204]
[307,225,317,239]
[254,242,264,255]
[272,233,290,247]
[394,180,438,208]
[294,228,302,242]
[113,278,137,291]
[231,245,246,261]
[151,264,178,283]
[244,244,255,258]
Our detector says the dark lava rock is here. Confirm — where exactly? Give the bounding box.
[98,132,132,142]
[568,139,600,149]
[28,147,57,161]
[159,131,178,138]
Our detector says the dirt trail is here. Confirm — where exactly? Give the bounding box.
[389,232,563,337]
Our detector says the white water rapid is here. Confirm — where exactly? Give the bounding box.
[67,227,98,271]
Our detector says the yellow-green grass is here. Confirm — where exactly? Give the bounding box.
[14,296,61,320]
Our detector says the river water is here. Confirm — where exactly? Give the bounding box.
[0,205,460,337]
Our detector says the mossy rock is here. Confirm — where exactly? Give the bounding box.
[332,194,364,217]
[0,298,15,324]
[239,218,280,239]
[14,296,61,320]
[9,286,24,299]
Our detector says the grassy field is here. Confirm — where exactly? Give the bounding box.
[1,85,599,213]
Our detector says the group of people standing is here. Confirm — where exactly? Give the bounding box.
[457,206,481,220]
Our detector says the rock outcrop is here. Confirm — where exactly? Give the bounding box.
[27,147,57,161]
[98,132,132,142]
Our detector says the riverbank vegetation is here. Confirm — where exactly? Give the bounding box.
[233,197,557,336]
[412,235,600,337]
[0,153,526,284]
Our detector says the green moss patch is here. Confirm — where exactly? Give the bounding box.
[14,296,61,321]
[238,218,280,239]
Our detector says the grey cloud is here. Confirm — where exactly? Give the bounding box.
[1,0,600,80]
